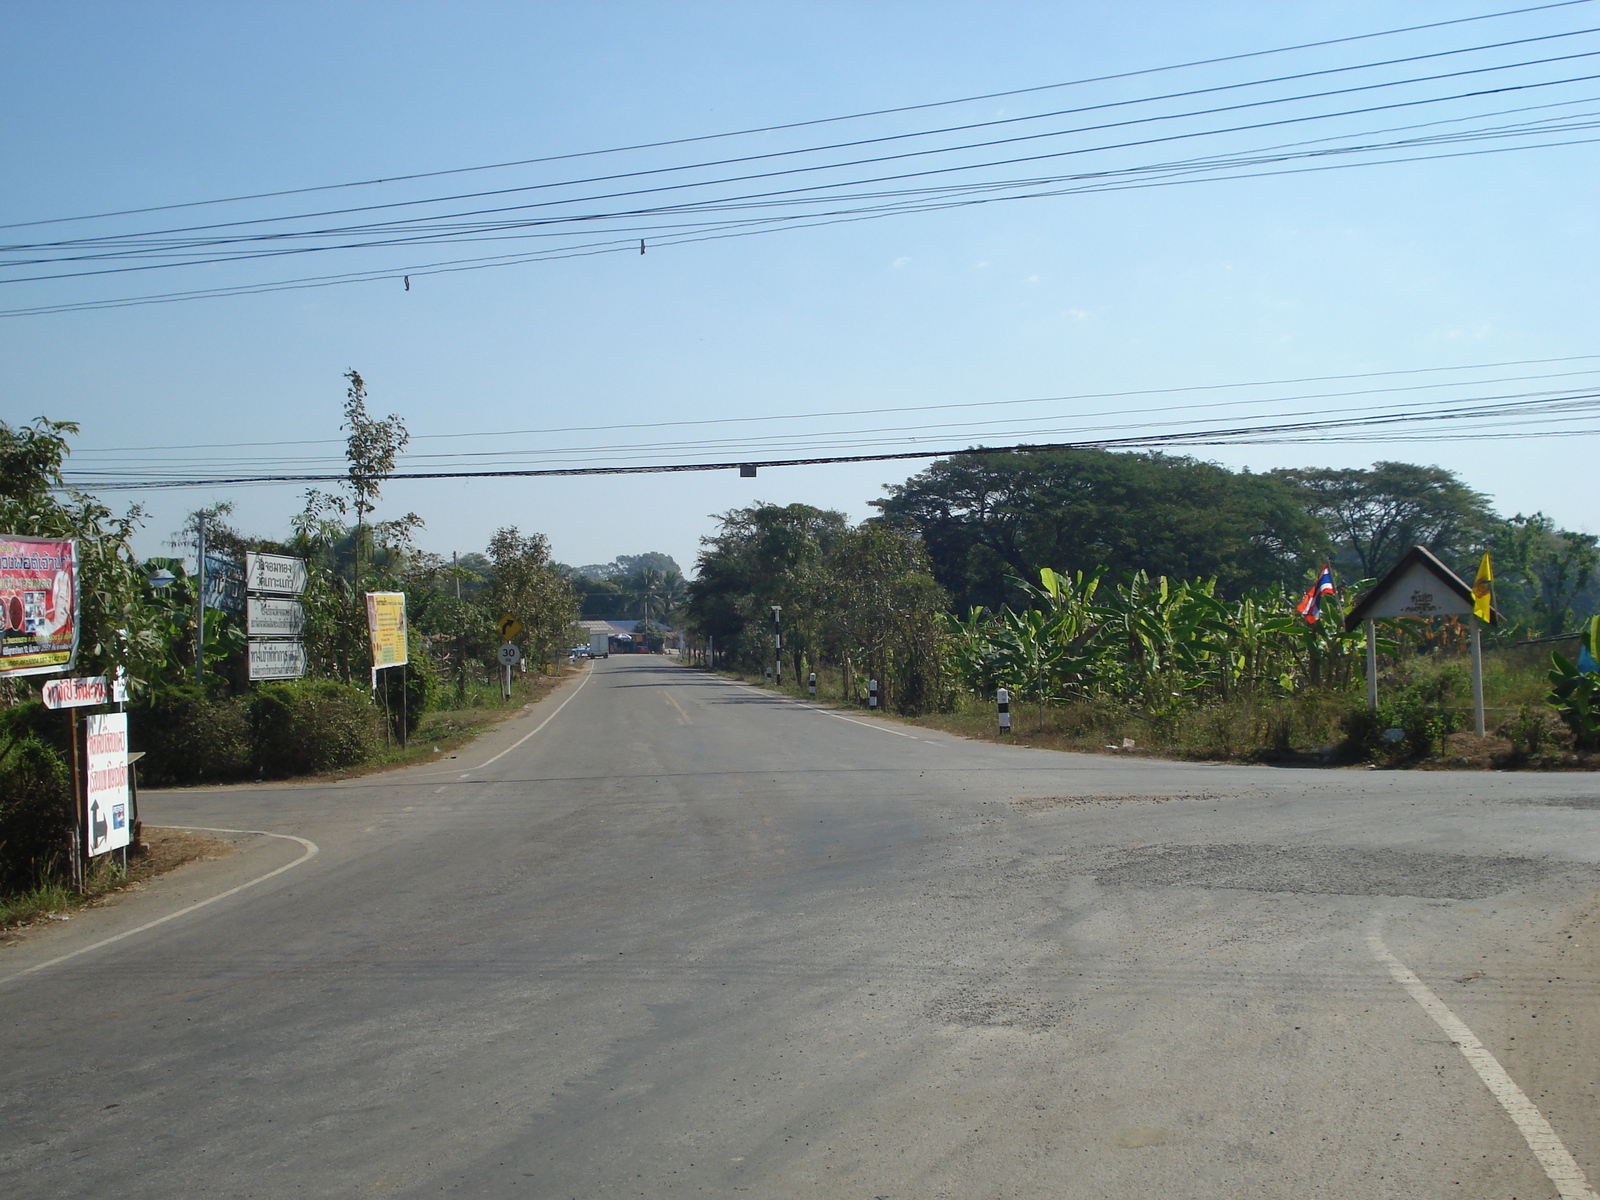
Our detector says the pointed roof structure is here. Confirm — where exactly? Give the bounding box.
[1343,545,1498,630]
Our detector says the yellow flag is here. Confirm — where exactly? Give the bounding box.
[1472,551,1493,622]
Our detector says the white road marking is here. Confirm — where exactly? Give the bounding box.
[720,676,924,740]
[0,827,319,988]
[1367,916,1598,1200]
[825,712,921,739]
[460,665,593,771]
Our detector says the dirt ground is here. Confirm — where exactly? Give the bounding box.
[0,827,233,944]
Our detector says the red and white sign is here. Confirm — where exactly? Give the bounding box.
[84,712,131,857]
[0,535,79,678]
[41,674,126,710]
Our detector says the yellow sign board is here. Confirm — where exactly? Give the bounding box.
[498,613,523,641]
[365,592,409,668]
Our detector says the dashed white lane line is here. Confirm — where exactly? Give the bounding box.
[0,827,319,988]
[456,664,593,776]
[1367,916,1598,1200]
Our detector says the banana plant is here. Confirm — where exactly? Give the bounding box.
[1548,614,1600,749]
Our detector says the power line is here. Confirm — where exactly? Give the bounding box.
[10,116,1593,318]
[14,26,1597,257]
[12,46,1598,276]
[68,379,1600,469]
[58,391,1600,490]
[8,0,1589,232]
[6,84,1597,319]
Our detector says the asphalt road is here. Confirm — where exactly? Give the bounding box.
[3,654,1598,1198]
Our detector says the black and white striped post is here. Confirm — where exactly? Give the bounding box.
[997,687,1011,733]
[868,678,878,710]
[808,671,817,696]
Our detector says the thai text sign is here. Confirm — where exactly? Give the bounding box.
[203,553,246,614]
[366,592,408,667]
[0,535,79,678]
[248,640,308,681]
[1360,560,1473,620]
[248,596,305,638]
[42,674,127,709]
[85,712,131,856]
[245,551,308,596]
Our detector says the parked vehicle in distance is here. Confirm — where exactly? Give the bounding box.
[589,632,610,659]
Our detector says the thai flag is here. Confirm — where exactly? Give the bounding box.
[1297,566,1336,624]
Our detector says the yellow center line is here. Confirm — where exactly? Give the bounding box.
[663,690,692,724]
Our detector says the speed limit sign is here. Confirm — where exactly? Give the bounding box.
[497,643,523,666]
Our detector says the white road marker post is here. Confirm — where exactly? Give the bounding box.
[997,687,1011,733]
[868,678,878,711]
[808,671,817,697]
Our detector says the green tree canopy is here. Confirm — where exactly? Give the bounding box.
[873,448,1324,612]
[1270,461,1497,580]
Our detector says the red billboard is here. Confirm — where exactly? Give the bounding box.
[0,536,79,677]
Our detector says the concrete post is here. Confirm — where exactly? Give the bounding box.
[1471,623,1486,737]
[1365,620,1379,711]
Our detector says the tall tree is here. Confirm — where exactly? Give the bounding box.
[1491,513,1599,637]
[303,369,416,594]
[684,504,849,667]
[1271,461,1497,580]
[483,528,579,670]
[874,448,1324,612]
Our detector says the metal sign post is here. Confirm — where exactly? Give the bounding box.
[498,642,522,699]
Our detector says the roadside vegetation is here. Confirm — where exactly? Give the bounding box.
[681,449,1600,770]
[7,406,1599,915]
[0,378,588,908]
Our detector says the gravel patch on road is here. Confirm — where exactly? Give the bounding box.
[1092,843,1564,899]
[1012,791,1263,812]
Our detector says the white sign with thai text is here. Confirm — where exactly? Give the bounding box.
[1360,560,1474,620]
[249,639,308,680]
[247,595,306,638]
[41,674,126,709]
[245,552,308,596]
[85,712,131,856]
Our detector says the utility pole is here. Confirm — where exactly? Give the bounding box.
[771,605,782,687]
[195,511,207,685]
[454,551,464,698]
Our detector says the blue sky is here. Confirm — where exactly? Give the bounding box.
[3,1,1597,575]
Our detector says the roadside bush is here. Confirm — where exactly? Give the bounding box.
[1339,707,1386,761]
[129,684,252,785]
[0,734,72,893]
[249,679,381,777]
[1502,703,1567,758]
[1382,664,1466,758]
